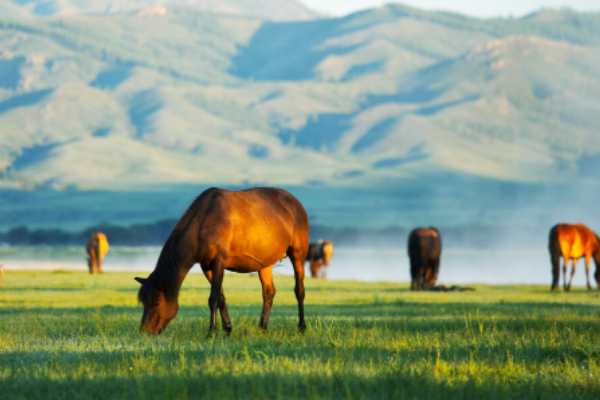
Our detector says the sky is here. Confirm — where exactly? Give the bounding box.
[298,0,600,18]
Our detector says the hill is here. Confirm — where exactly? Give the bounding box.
[0,0,319,21]
[0,5,598,192]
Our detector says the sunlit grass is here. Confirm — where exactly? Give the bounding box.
[1,270,600,399]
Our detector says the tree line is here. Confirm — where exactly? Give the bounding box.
[0,221,537,249]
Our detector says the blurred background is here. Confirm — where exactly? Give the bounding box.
[0,0,599,284]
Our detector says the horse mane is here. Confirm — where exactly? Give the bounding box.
[138,188,221,305]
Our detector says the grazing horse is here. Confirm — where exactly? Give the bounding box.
[306,240,334,278]
[549,223,600,291]
[86,232,109,274]
[135,187,309,336]
[408,227,441,291]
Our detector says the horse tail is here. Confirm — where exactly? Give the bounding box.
[93,234,102,269]
[322,241,334,266]
[549,225,561,290]
[407,230,422,290]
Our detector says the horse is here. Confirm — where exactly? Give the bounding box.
[85,232,109,274]
[305,240,334,278]
[408,227,441,291]
[135,187,309,336]
[549,223,600,291]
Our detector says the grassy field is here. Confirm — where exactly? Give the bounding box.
[1,271,600,399]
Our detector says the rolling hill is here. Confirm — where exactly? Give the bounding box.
[0,0,319,21]
[0,3,598,231]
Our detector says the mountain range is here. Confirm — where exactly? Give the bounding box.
[0,0,319,20]
[0,1,599,192]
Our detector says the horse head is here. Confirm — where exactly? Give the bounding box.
[135,276,179,335]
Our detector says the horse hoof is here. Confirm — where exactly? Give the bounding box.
[298,323,306,333]
[206,328,218,338]
[223,325,232,335]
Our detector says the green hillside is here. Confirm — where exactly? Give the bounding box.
[0,4,599,191]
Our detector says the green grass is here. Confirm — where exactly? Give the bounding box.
[1,271,600,399]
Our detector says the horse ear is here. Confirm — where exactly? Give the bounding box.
[134,277,147,285]
[157,280,166,292]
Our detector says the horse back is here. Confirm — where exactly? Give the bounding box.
[408,228,441,260]
[553,223,599,258]
[187,188,308,269]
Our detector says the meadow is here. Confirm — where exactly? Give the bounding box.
[1,270,600,399]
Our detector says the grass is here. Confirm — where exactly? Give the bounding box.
[1,270,600,399]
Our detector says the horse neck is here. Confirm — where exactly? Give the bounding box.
[155,236,197,297]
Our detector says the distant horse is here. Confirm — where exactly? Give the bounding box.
[306,240,334,278]
[549,223,600,291]
[86,232,109,274]
[408,227,441,291]
[135,187,309,335]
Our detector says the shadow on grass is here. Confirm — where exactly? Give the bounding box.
[1,367,598,400]
[0,287,85,292]
[2,298,599,317]
[2,300,599,334]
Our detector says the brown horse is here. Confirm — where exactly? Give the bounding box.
[549,223,600,291]
[86,232,109,274]
[408,227,441,291]
[135,187,309,336]
[306,240,334,278]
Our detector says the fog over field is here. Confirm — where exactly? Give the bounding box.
[3,245,595,287]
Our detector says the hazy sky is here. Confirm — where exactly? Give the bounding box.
[298,0,600,18]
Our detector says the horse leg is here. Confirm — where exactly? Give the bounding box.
[310,260,319,278]
[203,269,232,334]
[288,251,306,332]
[417,262,427,291]
[409,257,419,291]
[585,255,592,290]
[563,255,570,291]
[550,253,560,291]
[424,264,433,289]
[258,266,276,332]
[431,258,440,288]
[97,256,103,274]
[567,258,577,292]
[207,256,225,335]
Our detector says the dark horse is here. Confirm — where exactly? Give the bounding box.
[549,223,600,291]
[135,187,309,335]
[408,227,441,291]
[305,240,334,278]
